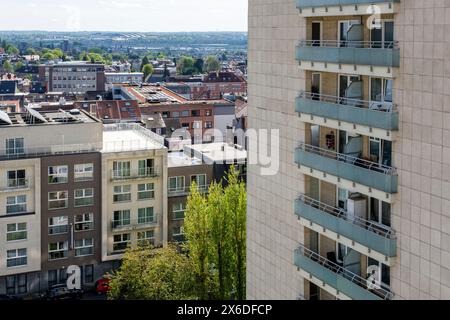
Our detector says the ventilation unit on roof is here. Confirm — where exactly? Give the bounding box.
[69,109,81,115]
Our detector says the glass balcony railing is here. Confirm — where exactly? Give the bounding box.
[295,194,396,257]
[0,179,29,192]
[111,217,158,231]
[168,185,208,197]
[296,40,400,68]
[294,244,393,300]
[111,167,159,180]
[295,143,398,193]
[296,92,399,131]
[296,0,400,9]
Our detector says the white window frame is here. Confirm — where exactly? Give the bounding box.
[173,203,186,220]
[113,210,131,227]
[6,195,27,214]
[5,138,24,156]
[74,188,94,207]
[48,241,68,261]
[74,213,94,231]
[169,176,185,192]
[113,233,131,252]
[48,191,68,210]
[48,216,69,235]
[74,239,94,257]
[48,165,68,184]
[6,169,26,188]
[137,183,155,200]
[7,248,27,268]
[138,207,155,224]
[74,163,94,182]
[113,161,131,178]
[137,230,155,246]
[6,223,27,242]
[191,174,207,189]
[113,185,131,203]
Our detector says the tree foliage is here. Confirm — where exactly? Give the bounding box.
[177,56,196,75]
[2,60,13,73]
[204,56,221,72]
[108,245,197,300]
[184,168,247,300]
[142,63,154,82]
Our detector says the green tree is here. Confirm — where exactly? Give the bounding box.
[108,245,197,300]
[184,169,247,300]
[25,48,36,55]
[184,182,215,299]
[204,56,221,73]
[142,64,154,82]
[194,58,204,74]
[6,45,19,55]
[14,61,24,72]
[177,56,195,75]
[140,56,150,71]
[2,60,13,73]
[41,52,57,61]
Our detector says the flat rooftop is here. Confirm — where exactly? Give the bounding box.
[0,108,99,127]
[184,142,247,164]
[168,151,203,168]
[102,123,165,153]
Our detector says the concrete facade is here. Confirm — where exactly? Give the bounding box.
[247,0,450,300]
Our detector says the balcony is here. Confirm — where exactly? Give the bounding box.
[111,217,158,231]
[294,245,393,300]
[296,92,398,132]
[295,143,398,194]
[168,185,208,197]
[296,40,400,69]
[295,194,396,257]
[0,179,30,193]
[110,167,159,181]
[296,0,400,16]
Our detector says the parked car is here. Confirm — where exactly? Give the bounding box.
[95,278,111,295]
[41,284,83,300]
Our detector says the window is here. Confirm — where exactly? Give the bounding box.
[173,203,186,220]
[138,183,154,200]
[191,174,207,189]
[48,270,57,287]
[205,110,212,116]
[182,123,190,129]
[181,110,189,117]
[368,257,391,289]
[7,223,27,241]
[84,265,94,283]
[169,176,185,192]
[113,185,131,203]
[113,234,131,252]
[75,213,94,231]
[113,161,130,178]
[191,110,200,117]
[48,216,68,235]
[7,249,27,267]
[162,111,169,118]
[171,111,180,118]
[48,241,68,260]
[205,122,213,129]
[74,188,94,207]
[138,207,155,224]
[6,195,27,214]
[7,170,26,188]
[138,159,154,176]
[172,226,185,242]
[113,210,130,228]
[75,239,94,257]
[192,121,201,129]
[5,138,24,156]
[6,274,27,295]
[48,191,68,210]
[74,163,94,182]
[48,165,68,184]
[137,230,155,246]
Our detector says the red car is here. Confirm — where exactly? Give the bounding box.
[95,278,111,295]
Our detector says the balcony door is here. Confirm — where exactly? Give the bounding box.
[369,137,392,167]
[370,20,394,48]
[311,73,321,100]
[338,20,361,47]
[338,74,361,100]
[311,21,322,46]
[370,77,393,110]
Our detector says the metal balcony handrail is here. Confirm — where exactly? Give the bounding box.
[0,143,103,161]
[295,244,393,300]
[112,217,158,229]
[168,185,209,195]
[298,194,396,239]
[0,179,30,191]
[298,40,399,49]
[298,91,397,112]
[297,143,397,175]
[111,167,158,179]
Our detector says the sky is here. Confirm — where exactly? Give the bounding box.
[0,0,248,32]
